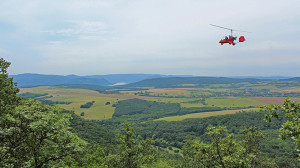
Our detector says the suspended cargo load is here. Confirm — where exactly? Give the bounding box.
[239,36,245,42]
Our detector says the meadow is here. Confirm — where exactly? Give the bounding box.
[144,97,264,108]
[19,85,300,121]
[19,86,120,120]
[155,108,259,121]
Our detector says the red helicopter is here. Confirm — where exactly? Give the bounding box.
[210,24,249,46]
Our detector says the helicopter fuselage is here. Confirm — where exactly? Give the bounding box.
[219,36,236,45]
[219,36,245,46]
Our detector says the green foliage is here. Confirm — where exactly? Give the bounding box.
[63,142,108,168]
[105,122,160,168]
[19,92,71,105]
[71,122,164,168]
[65,124,175,168]
[0,99,87,167]
[18,92,48,99]
[182,126,276,168]
[0,57,21,111]
[0,58,86,167]
[37,99,71,105]
[113,99,224,121]
[4,57,300,167]
[80,101,95,108]
[127,77,263,88]
[260,129,300,167]
[135,111,280,148]
[113,99,155,117]
[113,99,180,120]
[262,97,300,160]
[67,110,115,143]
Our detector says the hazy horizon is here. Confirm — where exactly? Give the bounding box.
[10,73,294,79]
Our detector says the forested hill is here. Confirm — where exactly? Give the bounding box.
[11,73,299,88]
[11,73,111,87]
[11,73,194,87]
[281,77,300,82]
[87,74,168,84]
[126,76,267,88]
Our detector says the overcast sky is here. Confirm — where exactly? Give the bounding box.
[1,0,300,76]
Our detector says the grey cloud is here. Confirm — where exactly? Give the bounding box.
[0,0,300,76]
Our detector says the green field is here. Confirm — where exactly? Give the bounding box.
[155,108,259,121]
[146,97,264,108]
[19,86,121,120]
[146,97,194,104]
[203,97,264,107]
[19,86,289,121]
[59,96,117,120]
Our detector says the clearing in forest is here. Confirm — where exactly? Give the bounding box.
[155,108,259,121]
[19,86,120,120]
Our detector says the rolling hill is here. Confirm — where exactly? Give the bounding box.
[10,73,299,89]
[126,76,266,88]
[11,74,111,87]
[10,73,194,87]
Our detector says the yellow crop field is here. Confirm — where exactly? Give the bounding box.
[206,97,265,107]
[155,108,259,121]
[146,98,193,104]
[177,84,197,86]
[148,88,191,97]
[119,90,138,95]
[19,86,101,97]
[120,88,192,97]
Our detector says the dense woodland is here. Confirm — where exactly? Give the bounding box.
[80,101,96,108]
[2,57,300,167]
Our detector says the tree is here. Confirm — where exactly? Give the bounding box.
[0,58,86,167]
[182,125,276,168]
[262,97,300,160]
[105,122,159,168]
[0,57,22,166]
[1,99,87,168]
[64,142,107,168]
[0,58,21,112]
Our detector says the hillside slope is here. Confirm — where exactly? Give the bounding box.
[126,76,266,88]
[11,74,111,87]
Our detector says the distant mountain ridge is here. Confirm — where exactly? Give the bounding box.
[11,73,111,87]
[230,76,292,80]
[281,77,300,82]
[85,74,192,84]
[10,73,297,88]
[10,73,194,87]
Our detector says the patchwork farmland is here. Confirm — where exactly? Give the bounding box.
[19,85,300,121]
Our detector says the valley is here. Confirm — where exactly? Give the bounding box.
[18,78,300,121]
[15,75,300,167]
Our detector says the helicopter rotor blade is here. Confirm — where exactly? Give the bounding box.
[233,29,252,33]
[210,24,251,33]
[210,24,232,31]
